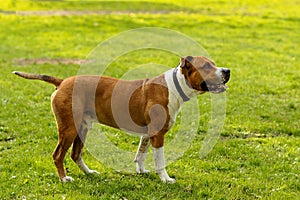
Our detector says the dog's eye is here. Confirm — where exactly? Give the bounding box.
[203,63,211,69]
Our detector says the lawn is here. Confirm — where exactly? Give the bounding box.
[0,0,299,199]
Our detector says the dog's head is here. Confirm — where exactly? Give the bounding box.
[180,56,230,94]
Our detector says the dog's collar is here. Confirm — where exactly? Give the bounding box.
[172,67,190,102]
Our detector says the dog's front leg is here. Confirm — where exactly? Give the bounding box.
[152,145,176,183]
[134,136,150,173]
[149,133,175,183]
[146,103,175,183]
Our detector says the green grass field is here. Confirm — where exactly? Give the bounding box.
[0,0,299,199]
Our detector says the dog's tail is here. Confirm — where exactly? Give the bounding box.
[13,71,63,87]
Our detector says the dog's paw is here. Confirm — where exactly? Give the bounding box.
[136,163,150,174]
[87,169,100,175]
[136,168,150,174]
[165,177,176,184]
[61,176,74,182]
[157,170,176,184]
[160,176,176,184]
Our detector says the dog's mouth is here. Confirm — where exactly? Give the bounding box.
[200,82,228,93]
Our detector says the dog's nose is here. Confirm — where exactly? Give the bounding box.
[222,68,230,75]
[221,68,230,83]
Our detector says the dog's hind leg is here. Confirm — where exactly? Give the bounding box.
[71,116,100,175]
[134,136,150,173]
[52,126,77,182]
[51,89,86,182]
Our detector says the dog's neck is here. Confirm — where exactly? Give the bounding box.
[169,65,197,102]
[164,66,198,129]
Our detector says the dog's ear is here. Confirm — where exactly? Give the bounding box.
[180,56,193,70]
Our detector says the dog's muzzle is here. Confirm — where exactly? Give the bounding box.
[201,68,231,93]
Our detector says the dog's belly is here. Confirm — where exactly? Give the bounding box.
[95,107,148,135]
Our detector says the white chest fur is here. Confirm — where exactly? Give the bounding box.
[164,67,196,128]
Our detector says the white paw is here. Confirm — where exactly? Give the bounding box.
[136,168,150,174]
[160,176,176,184]
[157,170,176,184]
[87,170,100,175]
[165,177,176,184]
[61,176,74,182]
[136,163,150,174]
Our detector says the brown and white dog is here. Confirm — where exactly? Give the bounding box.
[13,56,230,183]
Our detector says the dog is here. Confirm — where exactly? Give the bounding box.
[13,56,230,183]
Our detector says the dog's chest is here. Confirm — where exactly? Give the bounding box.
[164,69,183,129]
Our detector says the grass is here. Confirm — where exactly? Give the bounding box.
[0,0,299,199]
